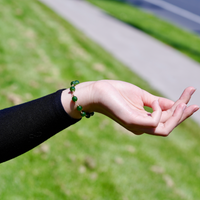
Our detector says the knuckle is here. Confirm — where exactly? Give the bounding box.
[161,129,172,137]
[149,119,159,128]
[162,133,169,137]
[134,131,143,136]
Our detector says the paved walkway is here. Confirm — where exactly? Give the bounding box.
[39,0,200,123]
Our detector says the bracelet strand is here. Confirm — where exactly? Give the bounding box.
[70,80,94,118]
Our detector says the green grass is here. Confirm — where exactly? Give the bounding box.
[87,0,200,63]
[0,0,200,199]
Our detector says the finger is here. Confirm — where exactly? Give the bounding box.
[152,103,186,136]
[151,100,162,126]
[160,87,196,122]
[178,105,199,124]
[134,100,162,127]
[170,87,196,113]
[142,90,174,111]
[158,97,174,111]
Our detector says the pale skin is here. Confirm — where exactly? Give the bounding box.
[61,80,199,137]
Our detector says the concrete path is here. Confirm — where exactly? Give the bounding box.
[39,0,200,123]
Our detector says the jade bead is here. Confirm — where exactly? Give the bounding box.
[70,86,75,92]
[71,81,76,86]
[81,111,86,117]
[77,105,82,111]
[86,113,91,118]
[75,80,80,85]
[72,96,78,102]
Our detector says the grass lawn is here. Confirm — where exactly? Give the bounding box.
[0,0,200,199]
[87,0,200,64]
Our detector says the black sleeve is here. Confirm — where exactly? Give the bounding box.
[0,89,81,163]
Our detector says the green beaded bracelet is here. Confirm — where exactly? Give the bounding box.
[70,80,94,118]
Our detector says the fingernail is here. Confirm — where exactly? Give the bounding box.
[194,107,199,112]
[182,104,187,111]
[190,89,196,96]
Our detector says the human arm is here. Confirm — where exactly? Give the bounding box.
[0,80,198,163]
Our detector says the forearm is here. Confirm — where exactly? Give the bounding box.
[0,89,80,163]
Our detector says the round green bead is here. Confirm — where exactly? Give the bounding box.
[81,111,86,117]
[75,80,80,85]
[71,81,76,86]
[77,105,82,111]
[72,96,78,102]
[86,113,91,118]
[70,86,75,92]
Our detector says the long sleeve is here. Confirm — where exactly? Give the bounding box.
[0,89,80,163]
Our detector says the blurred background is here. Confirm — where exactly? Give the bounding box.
[126,0,200,35]
[0,0,200,199]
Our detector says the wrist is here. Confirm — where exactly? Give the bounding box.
[61,81,96,119]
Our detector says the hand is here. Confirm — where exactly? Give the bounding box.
[62,80,199,136]
[91,80,199,136]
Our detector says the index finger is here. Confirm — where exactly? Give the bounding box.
[170,87,195,113]
[142,90,174,111]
